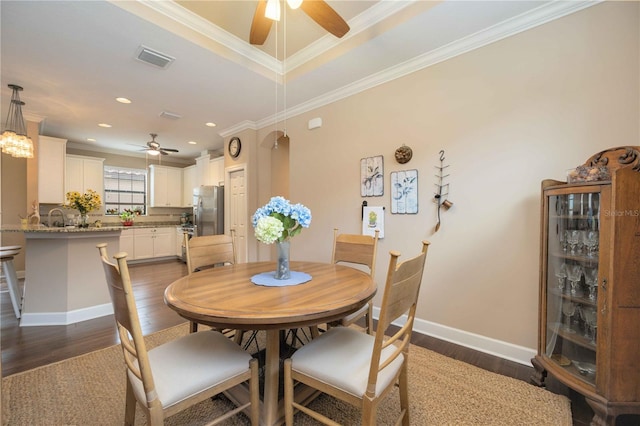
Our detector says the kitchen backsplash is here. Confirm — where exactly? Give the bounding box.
[39,204,190,226]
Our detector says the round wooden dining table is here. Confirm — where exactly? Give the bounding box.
[164,261,376,426]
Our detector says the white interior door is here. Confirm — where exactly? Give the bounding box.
[228,167,247,263]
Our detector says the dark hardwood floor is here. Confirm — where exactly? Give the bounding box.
[0,259,606,425]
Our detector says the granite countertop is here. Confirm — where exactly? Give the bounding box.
[0,223,184,233]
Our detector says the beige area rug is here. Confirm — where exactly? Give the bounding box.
[2,324,571,425]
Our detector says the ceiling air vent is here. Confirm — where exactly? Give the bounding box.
[135,45,175,69]
[159,111,181,120]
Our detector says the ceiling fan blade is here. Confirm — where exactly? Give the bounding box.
[161,148,179,153]
[250,0,273,45]
[159,150,169,156]
[300,0,350,39]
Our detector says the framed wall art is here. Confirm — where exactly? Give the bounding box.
[391,169,418,214]
[360,155,384,197]
[362,205,385,238]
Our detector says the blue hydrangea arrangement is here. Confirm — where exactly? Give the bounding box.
[252,196,312,244]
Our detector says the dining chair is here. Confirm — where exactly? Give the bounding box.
[185,229,236,274]
[184,229,236,333]
[330,228,379,334]
[284,240,430,426]
[96,243,259,426]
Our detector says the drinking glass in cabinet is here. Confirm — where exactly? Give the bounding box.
[583,230,599,257]
[566,264,584,297]
[584,267,598,301]
[566,230,581,255]
[581,306,598,344]
[554,261,567,294]
[562,301,577,334]
[586,192,600,217]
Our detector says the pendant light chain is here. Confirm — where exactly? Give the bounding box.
[283,4,287,139]
[274,19,279,150]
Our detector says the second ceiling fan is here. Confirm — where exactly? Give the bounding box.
[250,0,350,45]
[141,133,179,156]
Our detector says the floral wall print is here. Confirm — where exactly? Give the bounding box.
[362,206,385,238]
[360,155,384,196]
[391,169,418,214]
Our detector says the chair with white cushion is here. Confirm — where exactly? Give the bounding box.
[330,228,379,334]
[184,229,236,334]
[97,243,259,426]
[284,240,430,426]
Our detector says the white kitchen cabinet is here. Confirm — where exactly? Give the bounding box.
[119,228,134,258]
[65,154,105,197]
[149,165,182,207]
[38,136,67,204]
[133,227,176,260]
[209,157,224,186]
[195,154,211,186]
[182,165,196,207]
[153,227,175,257]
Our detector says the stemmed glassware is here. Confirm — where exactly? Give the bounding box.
[566,230,581,255]
[562,301,577,333]
[554,262,567,294]
[581,306,598,344]
[583,230,599,257]
[584,267,598,300]
[566,264,584,297]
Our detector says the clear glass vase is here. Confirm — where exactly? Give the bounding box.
[78,213,89,228]
[275,241,291,280]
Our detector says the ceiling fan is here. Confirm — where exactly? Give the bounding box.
[250,0,350,45]
[138,133,179,156]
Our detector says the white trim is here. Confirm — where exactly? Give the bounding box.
[285,0,416,73]
[134,0,280,73]
[373,307,536,367]
[222,0,600,135]
[19,303,114,327]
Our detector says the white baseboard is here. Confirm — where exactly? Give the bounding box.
[20,303,114,327]
[373,307,536,367]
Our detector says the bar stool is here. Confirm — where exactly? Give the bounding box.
[1,245,23,319]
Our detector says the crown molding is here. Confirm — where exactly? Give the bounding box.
[218,120,258,139]
[128,0,280,73]
[240,0,601,133]
[286,0,416,73]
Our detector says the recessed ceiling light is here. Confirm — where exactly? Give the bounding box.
[205,122,216,127]
[98,123,112,128]
[188,141,197,145]
[87,138,96,142]
[116,97,132,104]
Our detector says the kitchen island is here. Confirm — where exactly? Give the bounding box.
[1,225,122,326]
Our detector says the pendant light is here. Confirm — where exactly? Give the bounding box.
[1,84,34,158]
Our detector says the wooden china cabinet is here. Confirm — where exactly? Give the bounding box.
[531,146,640,426]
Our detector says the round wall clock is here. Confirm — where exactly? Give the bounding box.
[228,137,241,158]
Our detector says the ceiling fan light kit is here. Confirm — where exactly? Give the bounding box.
[250,0,350,45]
[140,133,179,156]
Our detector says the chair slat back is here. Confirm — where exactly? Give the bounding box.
[366,240,430,397]
[331,228,379,277]
[97,245,159,407]
[185,230,236,274]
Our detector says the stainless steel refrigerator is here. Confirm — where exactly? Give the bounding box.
[193,186,224,236]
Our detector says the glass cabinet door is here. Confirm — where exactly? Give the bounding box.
[545,190,600,385]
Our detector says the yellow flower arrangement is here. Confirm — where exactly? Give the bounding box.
[64,189,102,214]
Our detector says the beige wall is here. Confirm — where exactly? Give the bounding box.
[255,1,639,361]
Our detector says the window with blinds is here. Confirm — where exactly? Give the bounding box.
[103,166,147,215]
